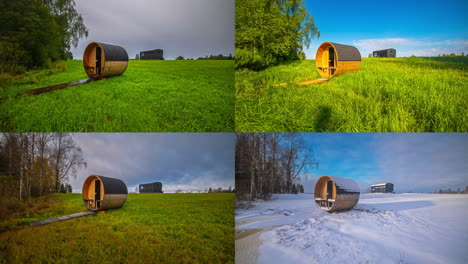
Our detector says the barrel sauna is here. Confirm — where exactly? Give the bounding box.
[83,42,128,78]
[314,175,360,212]
[82,175,128,211]
[315,42,361,78]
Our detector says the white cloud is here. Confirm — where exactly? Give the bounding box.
[372,134,468,192]
[352,38,468,57]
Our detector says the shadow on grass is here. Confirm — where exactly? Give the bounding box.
[314,105,333,131]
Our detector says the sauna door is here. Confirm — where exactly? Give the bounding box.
[327,180,333,200]
[95,180,101,209]
[328,47,336,77]
[95,46,102,76]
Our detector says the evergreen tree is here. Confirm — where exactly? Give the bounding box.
[291,184,297,194]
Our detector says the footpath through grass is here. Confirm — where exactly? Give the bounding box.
[1,60,234,132]
[236,57,468,132]
[0,193,234,264]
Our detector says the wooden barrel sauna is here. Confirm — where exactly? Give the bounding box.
[315,42,361,78]
[314,175,360,212]
[82,175,128,211]
[83,42,128,78]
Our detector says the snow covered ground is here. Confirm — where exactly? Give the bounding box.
[235,193,468,264]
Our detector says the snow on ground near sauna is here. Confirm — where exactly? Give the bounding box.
[235,193,468,264]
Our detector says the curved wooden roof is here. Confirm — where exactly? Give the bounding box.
[98,42,129,62]
[330,43,361,61]
[95,175,128,194]
[329,175,360,193]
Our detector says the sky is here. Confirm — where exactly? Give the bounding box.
[70,0,234,60]
[300,133,468,193]
[304,0,468,58]
[69,133,234,193]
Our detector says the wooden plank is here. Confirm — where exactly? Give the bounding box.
[29,211,96,227]
[298,78,329,86]
[0,78,99,104]
[26,78,97,95]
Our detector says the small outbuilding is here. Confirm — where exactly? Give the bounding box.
[140,49,164,60]
[314,175,360,212]
[82,175,128,211]
[372,49,396,58]
[139,182,163,193]
[315,42,362,78]
[371,183,394,193]
[83,42,129,78]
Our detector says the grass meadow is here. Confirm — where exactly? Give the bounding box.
[0,193,234,264]
[0,60,234,132]
[236,57,468,132]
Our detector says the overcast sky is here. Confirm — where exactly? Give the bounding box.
[70,133,234,193]
[70,0,234,60]
[300,133,468,193]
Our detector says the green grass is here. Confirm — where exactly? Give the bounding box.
[236,57,468,132]
[0,193,234,264]
[0,60,234,132]
[0,193,87,233]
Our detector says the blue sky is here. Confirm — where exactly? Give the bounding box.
[300,133,468,193]
[304,0,468,58]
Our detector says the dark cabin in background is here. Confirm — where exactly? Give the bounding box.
[371,183,394,193]
[372,49,396,58]
[139,182,163,193]
[140,49,164,60]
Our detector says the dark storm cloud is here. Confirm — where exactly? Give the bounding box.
[70,133,234,193]
[70,0,234,60]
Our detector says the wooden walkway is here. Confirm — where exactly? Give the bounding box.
[29,211,96,227]
[1,78,99,104]
[270,78,329,87]
[26,78,97,95]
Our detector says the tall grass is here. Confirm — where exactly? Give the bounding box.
[236,57,468,132]
[0,193,234,264]
[1,60,234,132]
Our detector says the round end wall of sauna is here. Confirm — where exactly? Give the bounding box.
[314,175,360,212]
[83,42,129,78]
[82,175,128,211]
[315,42,362,78]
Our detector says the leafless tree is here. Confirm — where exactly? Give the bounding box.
[50,133,86,192]
[0,133,86,201]
[235,133,318,208]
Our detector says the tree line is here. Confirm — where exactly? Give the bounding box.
[175,54,234,60]
[235,0,320,70]
[235,133,317,208]
[0,0,87,74]
[0,133,86,202]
